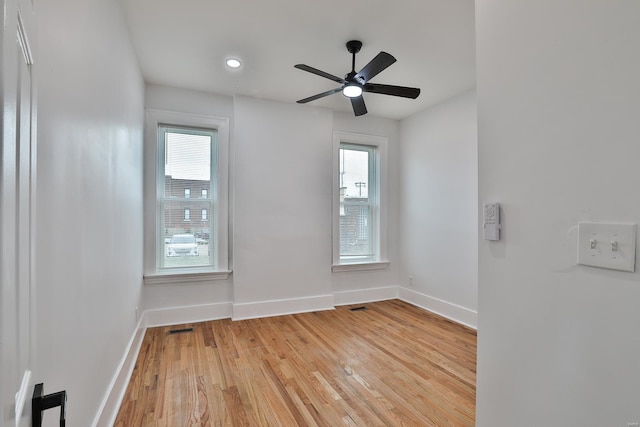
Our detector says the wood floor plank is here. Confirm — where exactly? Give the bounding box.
[115,300,476,426]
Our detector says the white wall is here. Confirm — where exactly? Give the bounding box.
[399,91,478,326]
[36,0,144,425]
[144,84,234,121]
[476,1,640,425]
[232,96,334,314]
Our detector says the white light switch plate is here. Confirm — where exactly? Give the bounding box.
[577,222,636,272]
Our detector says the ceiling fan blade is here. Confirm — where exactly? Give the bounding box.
[294,64,346,84]
[354,52,396,83]
[297,87,342,104]
[350,96,367,116]
[364,83,421,99]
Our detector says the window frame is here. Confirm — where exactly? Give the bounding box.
[332,131,389,272]
[143,109,230,282]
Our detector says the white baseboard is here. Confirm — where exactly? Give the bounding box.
[398,287,477,330]
[92,320,146,427]
[143,302,233,328]
[333,286,398,306]
[232,294,335,320]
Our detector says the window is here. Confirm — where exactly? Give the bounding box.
[144,109,230,280]
[159,126,211,269]
[332,132,388,271]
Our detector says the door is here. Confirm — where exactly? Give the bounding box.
[1,0,36,426]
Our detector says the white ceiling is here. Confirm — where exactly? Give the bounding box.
[121,0,475,120]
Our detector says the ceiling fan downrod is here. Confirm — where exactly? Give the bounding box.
[346,40,362,75]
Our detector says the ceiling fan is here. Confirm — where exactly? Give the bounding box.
[294,40,420,117]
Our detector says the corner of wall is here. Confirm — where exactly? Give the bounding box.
[398,287,477,329]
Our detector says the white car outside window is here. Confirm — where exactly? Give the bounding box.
[166,234,199,257]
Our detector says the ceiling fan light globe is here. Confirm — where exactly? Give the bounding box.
[342,85,363,98]
[225,58,241,68]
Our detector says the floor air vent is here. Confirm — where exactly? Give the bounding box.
[169,327,194,335]
[349,306,367,311]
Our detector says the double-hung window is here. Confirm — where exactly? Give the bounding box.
[159,126,214,269]
[332,132,388,271]
[144,110,229,281]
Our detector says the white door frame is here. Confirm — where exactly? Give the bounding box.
[1,0,37,425]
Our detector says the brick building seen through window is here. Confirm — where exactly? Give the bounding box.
[164,176,211,241]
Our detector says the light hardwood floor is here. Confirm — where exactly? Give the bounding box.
[115,299,476,426]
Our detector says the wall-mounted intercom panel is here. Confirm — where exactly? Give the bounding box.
[483,202,501,241]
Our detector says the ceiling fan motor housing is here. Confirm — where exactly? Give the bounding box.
[346,40,362,54]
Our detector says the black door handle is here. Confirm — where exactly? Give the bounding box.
[32,383,66,427]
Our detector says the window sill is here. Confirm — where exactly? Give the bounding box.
[331,261,390,273]
[144,269,232,285]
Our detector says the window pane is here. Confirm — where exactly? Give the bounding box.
[339,205,372,259]
[162,199,210,268]
[164,131,210,198]
[339,148,369,200]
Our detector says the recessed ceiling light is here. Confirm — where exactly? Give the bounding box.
[226,58,241,68]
